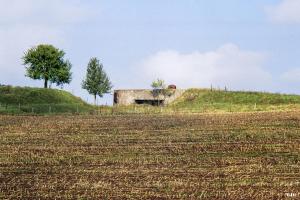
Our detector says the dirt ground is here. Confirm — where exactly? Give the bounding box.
[0,112,299,199]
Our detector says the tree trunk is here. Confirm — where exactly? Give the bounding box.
[94,95,97,106]
[44,78,48,89]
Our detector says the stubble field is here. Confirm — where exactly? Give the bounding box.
[0,112,300,199]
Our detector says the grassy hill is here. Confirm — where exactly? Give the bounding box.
[169,89,300,112]
[2,86,300,115]
[0,86,92,114]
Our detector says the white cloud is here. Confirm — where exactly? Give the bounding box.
[0,0,93,85]
[139,44,273,91]
[266,0,300,24]
[281,68,300,82]
[0,0,92,25]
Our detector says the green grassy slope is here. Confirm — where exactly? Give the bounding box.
[0,86,92,114]
[170,89,300,112]
[2,86,300,114]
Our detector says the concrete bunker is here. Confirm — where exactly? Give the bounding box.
[113,88,185,106]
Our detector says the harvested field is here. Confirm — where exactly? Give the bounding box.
[0,112,300,199]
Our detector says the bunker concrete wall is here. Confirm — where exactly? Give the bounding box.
[114,89,185,106]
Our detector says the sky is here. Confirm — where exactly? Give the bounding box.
[1,0,300,104]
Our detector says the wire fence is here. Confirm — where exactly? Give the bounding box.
[0,102,297,115]
[0,103,91,114]
[108,104,250,115]
[94,103,298,115]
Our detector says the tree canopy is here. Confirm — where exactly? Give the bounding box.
[23,44,72,88]
[151,79,166,90]
[82,58,112,104]
[151,79,174,104]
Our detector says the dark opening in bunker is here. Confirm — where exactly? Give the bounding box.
[113,92,118,104]
[135,99,164,106]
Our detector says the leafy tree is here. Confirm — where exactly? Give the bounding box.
[151,79,165,106]
[82,58,113,105]
[23,44,72,88]
[151,79,166,90]
[151,79,175,106]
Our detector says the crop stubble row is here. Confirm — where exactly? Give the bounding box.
[0,112,299,199]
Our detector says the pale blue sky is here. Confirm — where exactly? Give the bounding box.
[1,0,300,104]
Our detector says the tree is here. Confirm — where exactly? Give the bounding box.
[151,79,175,106]
[151,79,165,90]
[151,79,166,106]
[23,44,72,88]
[82,58,113,105]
